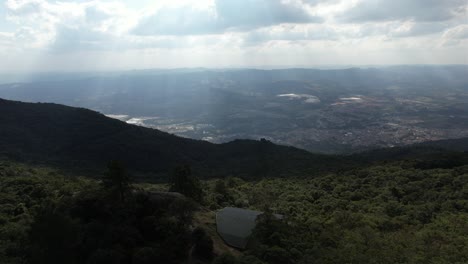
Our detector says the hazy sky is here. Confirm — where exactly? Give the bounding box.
[0,0,467,72]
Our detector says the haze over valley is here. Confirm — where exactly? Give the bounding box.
[1,66,467,153]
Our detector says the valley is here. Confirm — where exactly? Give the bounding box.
[1,67,468,154]
[1,96,467,264]
[106,91,468,153]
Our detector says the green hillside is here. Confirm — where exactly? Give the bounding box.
[0,98,467,263]
[0,98,347,180]
[1,158,467,263]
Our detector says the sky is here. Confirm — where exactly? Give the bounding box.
[0,0,467,72]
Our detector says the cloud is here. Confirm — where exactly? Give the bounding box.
[1,0,467,71]
[300,0,343,7]
[5,0,42,15]
[0,31,14,46]
[132,0,322,36]
[49,25,232,52]
[243,20,456,45]
[49,26,114,52]
[443,25,468,39]
[132,6,220,35]
[388,22,455,38]
[214,0,321,28]
[339,0,467,23]
[244,24,343,44]
[4,0,141,50]
[355,21,458,39]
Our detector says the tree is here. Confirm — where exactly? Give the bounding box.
[248,209,294,264]
[86,249,123,264]
[257,138,271,178]
[213,253,239,264]
[192,227,214,260]
[170,165,203,202]
[28,207,79,264]
[132,247,160,264]
[102,160,131,202]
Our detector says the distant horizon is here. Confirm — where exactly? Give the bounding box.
[1,64,467,75]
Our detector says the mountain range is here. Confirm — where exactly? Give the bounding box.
[1,66,467,154]
[1,98,467,180]
[0,98,346,180]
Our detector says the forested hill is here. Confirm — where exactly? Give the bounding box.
[416,137,468,152]
[1,98,468,263]
[0,98,346,179]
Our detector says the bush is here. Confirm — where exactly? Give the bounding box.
[192,227,214,260]
[132,247,160,264]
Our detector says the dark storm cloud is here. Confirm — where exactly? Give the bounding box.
[132,0,322,36]
[340,0,467,23]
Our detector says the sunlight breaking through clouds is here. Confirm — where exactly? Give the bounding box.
[0,0,467,71]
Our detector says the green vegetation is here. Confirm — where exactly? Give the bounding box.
[102,160,131,202]
[203,162,468,264]
[0,161,91,263]
[1,98,468,263]
[170,165,204,202]
[0,161,210,264]
[1,155,467,263]
[0,98,349,180]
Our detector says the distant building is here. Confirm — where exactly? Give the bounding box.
[216,207,283,249]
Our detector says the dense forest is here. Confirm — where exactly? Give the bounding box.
[1,155,467,263]
[204,164,468,263]
[0,99,467,263]
[0,161,209,264]
[0,98,349,179]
